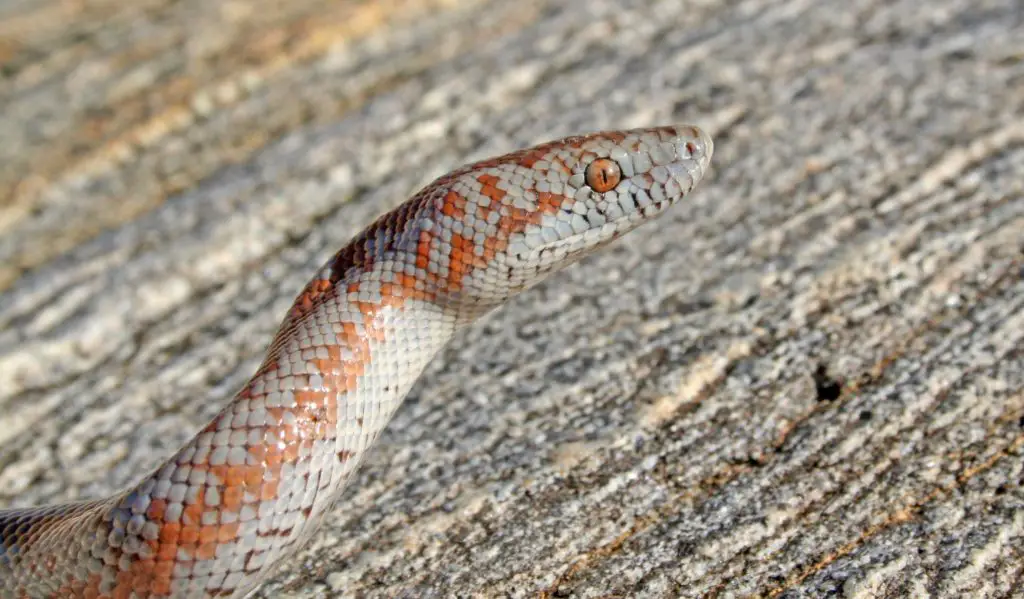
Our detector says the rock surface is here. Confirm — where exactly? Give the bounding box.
[1,0,1022,596]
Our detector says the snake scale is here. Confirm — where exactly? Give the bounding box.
[0,125,714,598]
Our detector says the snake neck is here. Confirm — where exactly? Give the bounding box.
[118,273,463,597]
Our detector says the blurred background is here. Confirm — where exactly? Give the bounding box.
[1,1,1022,596]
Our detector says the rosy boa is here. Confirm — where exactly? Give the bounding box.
[0,125,714,598]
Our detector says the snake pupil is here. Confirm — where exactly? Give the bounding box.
[585,158,621,193]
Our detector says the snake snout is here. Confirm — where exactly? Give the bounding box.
[684,125,714,173]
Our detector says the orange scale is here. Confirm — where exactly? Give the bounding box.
[244,466,266,488]
[223,486,245,511]
[153,558,175,577]
[260,480,280,502]
[196,542,218,560]
[179,525,200,545]
[146,499,167,521]
[182,503,205,528]
[158,522,180,544]
[152,574,173,595]
[112,578,135,599]
[198,525,218,545]
[156,541,177,561]
[218,522,240,542]
[128,558,156,577]
[282,443,301,462]
[294,389,326,407]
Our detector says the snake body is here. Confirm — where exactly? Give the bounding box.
[0,125,713,598]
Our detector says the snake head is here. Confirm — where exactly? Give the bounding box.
[415,125,713,310]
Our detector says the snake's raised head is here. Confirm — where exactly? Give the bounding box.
[414,125,713,309]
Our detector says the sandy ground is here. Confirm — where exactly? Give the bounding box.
[1,0,1022,596]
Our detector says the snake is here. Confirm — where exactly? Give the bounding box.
[0,125,713,598]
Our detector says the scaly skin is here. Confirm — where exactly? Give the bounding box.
[0,125,713,598]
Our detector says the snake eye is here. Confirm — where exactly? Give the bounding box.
[585,158,621,192]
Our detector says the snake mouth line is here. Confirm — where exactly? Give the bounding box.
[510,196,677,268]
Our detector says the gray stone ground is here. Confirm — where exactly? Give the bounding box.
[1,0,1023,596]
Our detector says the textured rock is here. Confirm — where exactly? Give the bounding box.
[1,0,1022,596]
